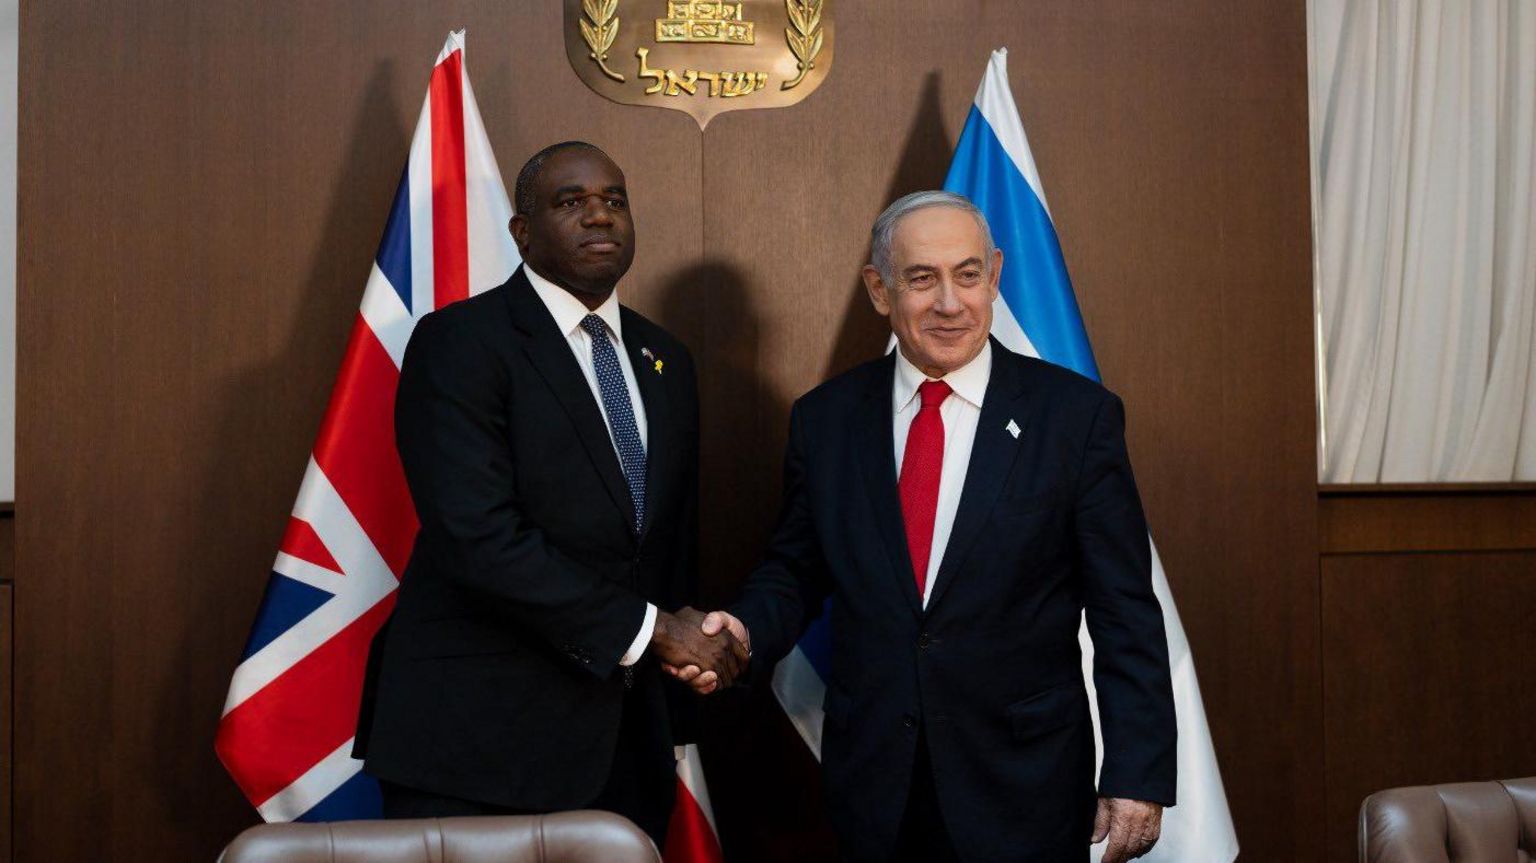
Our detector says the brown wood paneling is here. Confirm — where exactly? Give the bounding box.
[1321,552,1536,863]
[1320,488,1536,554]
[0,510,10,581]
[16,3,1319,862]
[15,5,701,861]
[695,2,1322,861]
[2,528,11,863]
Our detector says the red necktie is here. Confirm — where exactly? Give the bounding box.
[898,379,952,598]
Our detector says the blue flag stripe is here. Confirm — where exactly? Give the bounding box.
[796,601,834,681]
[239,573,335,662]
[376,167,413,314]
[943,106,1101,382]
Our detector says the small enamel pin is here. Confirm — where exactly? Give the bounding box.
[641,347,663,374]
[1006,419,1021,439]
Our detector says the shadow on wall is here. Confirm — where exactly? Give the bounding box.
[656,260,783,602]
[824,70,955,382]
[156,61,408,855]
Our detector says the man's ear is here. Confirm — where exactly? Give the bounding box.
[987,247,1004,299]
[863,265,892,316]
[509,214,529,252]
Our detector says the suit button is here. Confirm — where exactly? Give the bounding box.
[902,714,917,729]
[917,633,932,649]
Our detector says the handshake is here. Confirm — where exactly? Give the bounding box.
[649,607,753,695]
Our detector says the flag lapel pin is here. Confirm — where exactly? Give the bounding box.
[1006,419,1021,439]
[640,347,662,374]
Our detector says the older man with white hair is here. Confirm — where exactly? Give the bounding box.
[672,191,1177,862]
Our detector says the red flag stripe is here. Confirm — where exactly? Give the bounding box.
[279,517,342,574]
[215,595,397,805]
[664,778,725,863]
[310,315,418,578]
[429,49,469,308]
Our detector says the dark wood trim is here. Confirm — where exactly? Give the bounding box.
[0,503,12,515]
[1320,487,1536,554]
[2,583,12,863]
[1320,482,1536,496]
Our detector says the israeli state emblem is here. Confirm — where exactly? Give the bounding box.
[563,0,834,128]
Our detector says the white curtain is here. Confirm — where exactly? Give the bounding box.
[1310,0,1536,483]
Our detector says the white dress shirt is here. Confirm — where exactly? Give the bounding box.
[525,264,656,666]
[892,340,991,608]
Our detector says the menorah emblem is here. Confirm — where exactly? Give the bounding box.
[655,1,756,45]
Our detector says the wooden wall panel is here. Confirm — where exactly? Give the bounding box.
[695,2,1321,861]
[2,583,9,863]
[2,513,12,863]
[1320,485,1536,553]
[15,2,1319,861]
[15,4,700,861]
[1321,552,1536,863]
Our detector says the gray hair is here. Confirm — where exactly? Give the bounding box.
[869,190,996,282]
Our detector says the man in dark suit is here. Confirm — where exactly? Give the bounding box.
[354,141,747,844]
[673,191,1176,862]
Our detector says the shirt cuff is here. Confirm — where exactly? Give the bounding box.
[619,603,657,667]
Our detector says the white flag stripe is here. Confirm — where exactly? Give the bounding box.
[290,459,398,604]
[359,262,414,368]
[461,71,520,296]
[407,94,435,320]
[989,296,1039,359]
[674,744,720,838]
[769,644,829,759]
[255,738,365,822]
[970,49,1056,214]
[973,48,1052,216]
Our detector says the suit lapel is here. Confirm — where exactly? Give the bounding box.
[853,354,924,618]
[927,342,1031,612]
[621,311,671,539]
[503,270,638,534]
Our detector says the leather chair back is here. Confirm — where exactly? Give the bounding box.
[1360,777,1536,862]
[218,811,660,863]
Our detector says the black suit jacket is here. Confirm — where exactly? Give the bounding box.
[733,340,1176,862]
[354,266,699,809]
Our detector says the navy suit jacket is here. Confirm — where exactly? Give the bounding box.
[733,340,1176,862]
[354,267,700,809]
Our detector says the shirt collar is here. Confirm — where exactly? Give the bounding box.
[524,263,624,342]
[893,339,992,413]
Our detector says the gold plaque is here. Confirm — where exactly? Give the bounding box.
[565,0,834,128]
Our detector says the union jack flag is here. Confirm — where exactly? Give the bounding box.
[214,30,520,822]
[215,33,724,860]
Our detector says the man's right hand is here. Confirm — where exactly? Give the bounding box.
[650,606,750,689]
[661,611,752,695]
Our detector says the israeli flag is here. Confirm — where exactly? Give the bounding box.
[771,48,1239,862]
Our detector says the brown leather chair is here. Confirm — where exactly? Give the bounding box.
[218,811,661,863]
[1359,777,1536,862]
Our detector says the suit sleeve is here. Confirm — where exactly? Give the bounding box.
[1077,392,1178,806]
[394,312,648,679]
[731,401,833,673]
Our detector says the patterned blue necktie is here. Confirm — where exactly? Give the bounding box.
[580,314,647,531]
